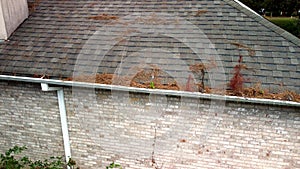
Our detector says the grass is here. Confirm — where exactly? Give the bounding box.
[265,17,300,38]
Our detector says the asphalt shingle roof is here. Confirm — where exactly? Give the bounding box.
[0,0,299,92]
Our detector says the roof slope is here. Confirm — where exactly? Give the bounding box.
[0,0,299,92]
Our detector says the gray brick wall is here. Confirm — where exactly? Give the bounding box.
[0,81,299,168]
[0,81,64,160]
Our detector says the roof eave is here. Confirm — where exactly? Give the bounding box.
[0,74,299,107]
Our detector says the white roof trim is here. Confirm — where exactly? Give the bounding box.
[233,0,263,18]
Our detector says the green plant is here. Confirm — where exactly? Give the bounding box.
[29,156,65,169]
[106,162,122,169]
[267,17,300,37]
[150,81,155,89]
[0,146,79,169]
[0,146,30,169]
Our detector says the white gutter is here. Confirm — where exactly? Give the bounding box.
[41,82,71,165]
[0,75,299,107]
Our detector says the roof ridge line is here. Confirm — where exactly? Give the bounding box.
[224,0,300,46]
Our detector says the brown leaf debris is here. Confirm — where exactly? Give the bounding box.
[88,14,119,20]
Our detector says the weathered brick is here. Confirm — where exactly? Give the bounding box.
[0,81,299,168]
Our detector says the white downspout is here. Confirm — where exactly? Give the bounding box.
[41,83,71,165]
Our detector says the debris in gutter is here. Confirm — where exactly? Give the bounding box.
[62,72,300,103]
